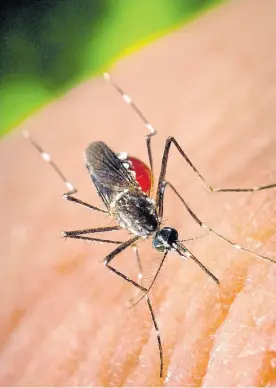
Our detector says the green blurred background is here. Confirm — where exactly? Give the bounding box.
[0,0,224,137]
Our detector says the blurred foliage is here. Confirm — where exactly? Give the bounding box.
[0,0,224,136]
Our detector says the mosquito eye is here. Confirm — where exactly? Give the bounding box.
[160,227,178,244]
[152,227,178,252]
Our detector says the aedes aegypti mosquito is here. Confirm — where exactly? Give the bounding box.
[23,72,276,379]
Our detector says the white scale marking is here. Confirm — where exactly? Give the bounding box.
[22,130,30,139]
[145,123,156,134]
[110,189,129,209]
[123,94,132,104]
[65,181,75,192]
[41,152,51,162]
[165,369,172,383]
[103,72,110,81]
[117,152,128,160]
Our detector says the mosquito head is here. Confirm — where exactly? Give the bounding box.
[152,227,178,252]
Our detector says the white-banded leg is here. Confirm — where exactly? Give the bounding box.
[133,246,164,378]
[103,236,147,292]
[131,233,213,305]
[62,225,124,244]
[22,131,108,213]
[131,250,168,309]
[103,72,156,181]
[160,181,276,265]
[131,233,212,309]
[156,137,276,206]
[133,245,144,287]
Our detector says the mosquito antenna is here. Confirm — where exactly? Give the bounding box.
[180,233,208,243]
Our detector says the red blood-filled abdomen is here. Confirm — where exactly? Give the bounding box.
[128,156,152,195]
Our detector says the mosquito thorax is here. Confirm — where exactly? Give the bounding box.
[113,191,158,237]
[117,152,152,194]
[152,227,178,252]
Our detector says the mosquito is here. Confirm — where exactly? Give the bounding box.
[23,72,276,379]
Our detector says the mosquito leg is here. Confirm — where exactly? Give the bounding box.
[62,194,108,213]
[129,246,145,310]
[103,236,147,292]
[132,238,214,305]
[132,245,144,286]
[62,225,121,237]
[22,130,77,193]
[62,225,123,244]
[161,181,276,265]
[156,137,276,206]
[133,246,164,378]
[130,246,145,308]
[132,251,168,308]
[22,131,108,213]
[106,241,163,376]
[62,234,123,244]
[103,72,156,179]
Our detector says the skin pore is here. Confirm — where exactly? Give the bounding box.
[0,0,276,385]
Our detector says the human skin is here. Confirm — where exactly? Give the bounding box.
[1,0,276,386]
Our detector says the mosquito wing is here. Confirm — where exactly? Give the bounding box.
[84,141,139,208]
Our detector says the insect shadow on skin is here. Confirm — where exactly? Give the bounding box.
[22,72,276,379]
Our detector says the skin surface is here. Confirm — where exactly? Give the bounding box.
[1,0,276,385]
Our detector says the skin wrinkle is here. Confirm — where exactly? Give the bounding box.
[91,281,146,385]
[203,264,276,386]
[18,266,129,386]
[162,254,245,386]
[165,293,223,385]
[260,351,276,387]
[0,244,89,352]
[102,312,151,386]
[7,232,131,382]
